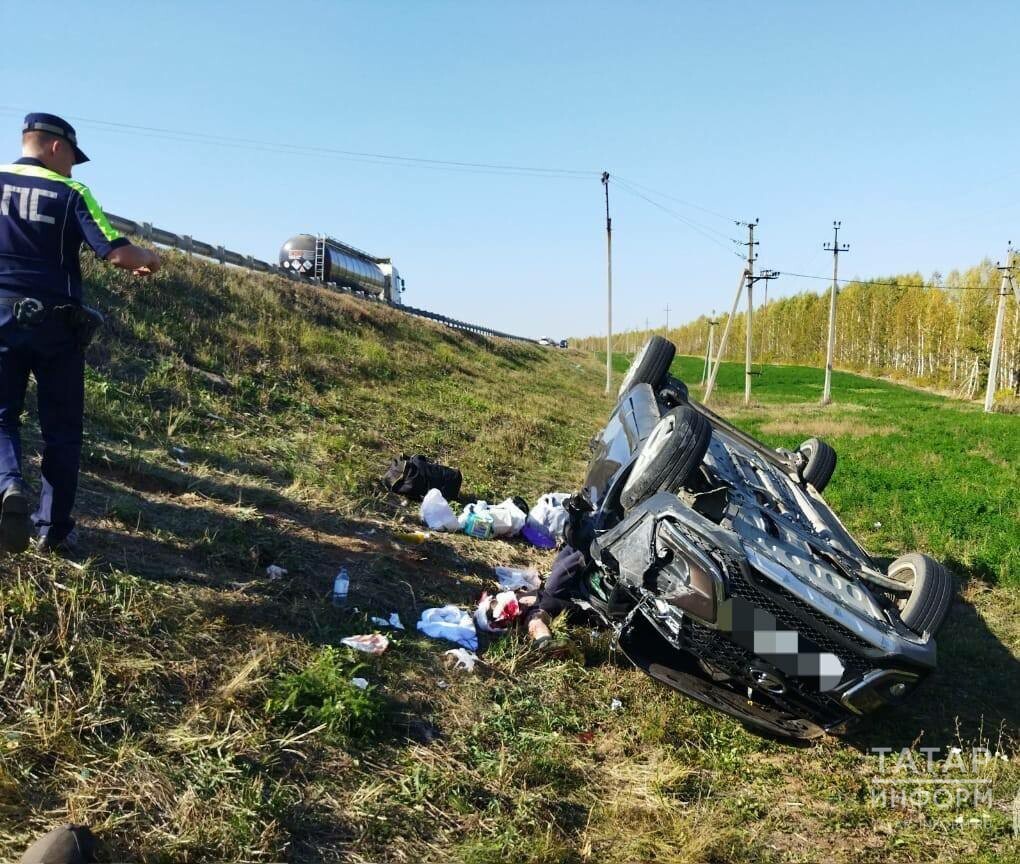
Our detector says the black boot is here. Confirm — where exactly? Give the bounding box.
[19,825,96,864]
[0,480,31,554]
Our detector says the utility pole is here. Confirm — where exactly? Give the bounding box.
[822,221,850,405]
[742,220,759,405]
[702,312,718,386]
[602,172,613,394]
[704,266,750,404]
[664,304,672,333]
[755,269,778,374]
[985,242,1016,412]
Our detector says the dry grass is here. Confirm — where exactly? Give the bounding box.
[0,258,1017,862]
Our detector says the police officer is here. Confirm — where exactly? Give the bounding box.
[0,113,160,554]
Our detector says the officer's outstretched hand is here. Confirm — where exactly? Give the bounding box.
[108,244,161,277]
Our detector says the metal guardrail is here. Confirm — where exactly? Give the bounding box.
[105,213,539,344]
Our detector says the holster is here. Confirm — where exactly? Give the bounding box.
[53,304,105,350]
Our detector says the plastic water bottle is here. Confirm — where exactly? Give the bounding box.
[332,568,350,606]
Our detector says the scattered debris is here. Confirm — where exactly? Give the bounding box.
[174,458,190,469]
[873,521,883,528]
[494,565,541,591]
[383,455,462,501]
[340,634,389,655]
[395,530,431,544]
[420,488,461,531]
[527,492,571,541]
[610,698,623,712]
[370,612,405,630]
[332,568,350,606]
[350,677,369,690]
[266,564,288,580]
[443,648,480,672]
[417,606,478,650]
[461,506,495,539]
[521,521,556,549]
[437,679,449,689]
[459,498,527,538]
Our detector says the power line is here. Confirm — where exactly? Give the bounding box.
[777,270,993,291]
[0,106,596,180]
[614,177,740,242]
[611,178,745,259]
[611,174,738,223]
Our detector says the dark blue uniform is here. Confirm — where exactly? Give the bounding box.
[0,144,127,545]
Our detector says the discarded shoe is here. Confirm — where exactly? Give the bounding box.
[19,824,96,864]
[0,481,31,554]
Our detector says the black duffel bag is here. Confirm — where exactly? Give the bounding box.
[382,455,462,501]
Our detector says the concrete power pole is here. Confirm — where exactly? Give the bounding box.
[702,312,718,386]
[664,304,672,334]
[822,221,850,405]
[602,172,613,394]
[742,220,759,405]
[984,242,1016,413]
[704,266,750,404]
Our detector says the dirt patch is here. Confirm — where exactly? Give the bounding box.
[759,418,899,438]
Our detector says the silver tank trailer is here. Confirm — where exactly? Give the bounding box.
[279,233,398,301]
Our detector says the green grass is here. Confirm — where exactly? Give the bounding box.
[627,353,1020,587]
[0,256,1016,863]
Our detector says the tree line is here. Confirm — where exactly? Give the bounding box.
[573,259,1020,399]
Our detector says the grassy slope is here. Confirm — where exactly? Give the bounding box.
[0,255,1015,863]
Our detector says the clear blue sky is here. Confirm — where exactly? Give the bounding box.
[3,1,1018,339]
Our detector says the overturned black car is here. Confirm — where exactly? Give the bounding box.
[565,337,954,739]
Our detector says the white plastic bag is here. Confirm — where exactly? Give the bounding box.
[527,492,571,540]
[494,565,541,591]
[489,498,527,537]
[420,488,460,531]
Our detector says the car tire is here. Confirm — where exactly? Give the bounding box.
[798,437,836,492]
[620,405,711,510]
[886,553,954,636]
[618,336,676,399]
[658,375,689,408]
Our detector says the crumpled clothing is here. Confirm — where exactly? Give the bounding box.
[420,488,460,531]
[458,498,527,538]
[475,590,522,634]
[417,605,478,650]
[340,633,390,655]
[539,546,588,617]
[527,492,571,541]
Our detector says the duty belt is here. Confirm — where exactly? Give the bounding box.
[0,296,105,347]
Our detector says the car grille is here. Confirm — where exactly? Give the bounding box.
[676,552,879,722]
[681,615,850,723]
[723,556,874,676]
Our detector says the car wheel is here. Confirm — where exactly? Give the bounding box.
[798,437,836,492]
[620,405,711,510]
[658,375,689,408]
[618,336,676,399]
[886,553,954,636]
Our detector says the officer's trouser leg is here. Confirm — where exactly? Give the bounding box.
[0,348,31,493]
[32,349,84,541]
